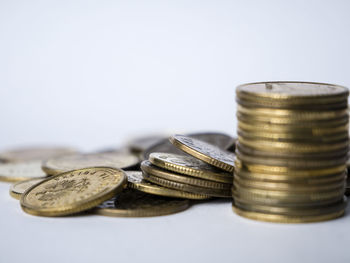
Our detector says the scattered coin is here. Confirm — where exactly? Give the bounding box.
[9,178,46,200]
[128,135,166,154]
[126,171,209,200]
[42,152,140,175]
[0,161,48,182]
[170,135,235,172]
[149,152,233,183]
[93,189,190,217]
[0,146,78,163]
[20,167,127,217]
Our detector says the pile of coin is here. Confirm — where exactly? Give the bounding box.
[2,132,236,217]
[233,82,349,223]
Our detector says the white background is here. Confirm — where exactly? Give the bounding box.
[1,1,350,263]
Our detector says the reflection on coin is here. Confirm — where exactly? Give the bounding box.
[93,189,190,217]
[143,132,234,159]
[0,146,78,163]
[149,152,232,183]
[0,161,48,183]
[10,178,46,200]
[170,135,235,172]
[42,152,140,175]
[21,167,127,217]
[126,171,209,200]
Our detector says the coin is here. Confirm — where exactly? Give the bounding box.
[128,135,166,154]
[20,167,127,217]
[0,146,78,163]
[126,171,209,200]
[149,152,232,183]
[42,152,140,175]
[92,189,190,217]
[142,160,231,189]
[234,197,347,217]
[0,161,48,182]
[143,171,231,198]
[236,81,348,101]
[9,178,46,200]
[170,135,235,172]
[143,132,234,159]
[232,205,345,223]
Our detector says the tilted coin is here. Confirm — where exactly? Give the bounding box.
[143,132,234,159]
[9,178,46,200]
[234,197,347,217]
[92,189,190,217]
[128,135,166,154]
[126,171,209,200]
[170,135,235,172]
[142,160,231,189]
[236,82,348,101]
[149,152,232,183]
[42,152,140,175]
[20,167,127,217]
[0,161,48,182]
[143,171,231,198]
[0,146,78,163]
[232,204,345,223]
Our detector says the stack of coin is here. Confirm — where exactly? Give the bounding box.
[233,81,349,223]
[141,134,235,198]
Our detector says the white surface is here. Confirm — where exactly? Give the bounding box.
[1,1,350,263]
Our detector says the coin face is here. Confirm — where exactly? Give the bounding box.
[42,152,140,175]
[143,132,234,159]
[93,189,190,217]
[0,161,48,182]
[0,146,77,163]
[10,178,46,200]
[237,82,348,99]
[20,167,127,216]
[170,135,235,172]
[125,171,209,200]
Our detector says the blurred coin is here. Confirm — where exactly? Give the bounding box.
[128,135,166,154]
[0,161,47,182]
[149,152,232,183]
[126,171,209,200]
[0,146,78,163]
[93,189,190,217]
[142,160,231,190]
[143,132,234,159]
[42,152,139,175]
[170,135,235,172]
[9,177,46,200]
[21,167,127,217]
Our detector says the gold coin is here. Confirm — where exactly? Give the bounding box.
[238,136,348,153]
[149,152,233,183]
[235,166,346,184]
[143,172,232,198]
[92,189,190,217]
[142,160,231,189]
[236,142,348,159]
[235,149,347,169]
[42,152,140,175]
[232,205,345,223]
[234,175,345,192]
[0,146,78,163]
[126,171,209,200]
[9,178,46,200]
[20,167,127,217]
[0,161,48,183]
[237,112,348,126]
[234,197,347,217]
[235,159,346,176]
[237,105,348,120]
[170,135,235,172]
[236,81,348,101]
